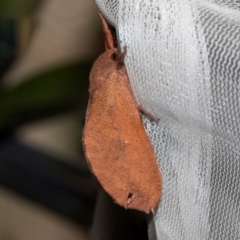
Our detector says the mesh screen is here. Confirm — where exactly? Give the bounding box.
[94,0,240,239]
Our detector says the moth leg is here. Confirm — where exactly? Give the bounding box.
[127,192,135,206]
[138,104,159,123]
[116,46,127,69]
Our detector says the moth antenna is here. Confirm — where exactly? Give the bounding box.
[98,12,114,50]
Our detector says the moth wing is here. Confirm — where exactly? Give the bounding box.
[83,71,129,197]
[113,75,162,212]
[83,71,162,213]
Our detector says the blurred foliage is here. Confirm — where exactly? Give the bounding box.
[0,20,15,78]
[0,0,40,19]
[0,0,40,76]
[0,62,91,134]
[0,0,93,135]
[0,0,99,229]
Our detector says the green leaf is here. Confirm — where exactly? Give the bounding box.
[0,0,40,18]
[0,62,91,133]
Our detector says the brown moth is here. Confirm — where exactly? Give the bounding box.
[83,13,162,213]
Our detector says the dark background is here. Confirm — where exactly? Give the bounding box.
[0,1,149,239]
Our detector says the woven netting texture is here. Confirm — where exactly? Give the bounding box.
[94,0,240,239]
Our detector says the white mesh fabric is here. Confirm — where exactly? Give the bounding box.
[94,1,240,239]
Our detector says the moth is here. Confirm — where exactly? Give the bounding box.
[83,13,162,213]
